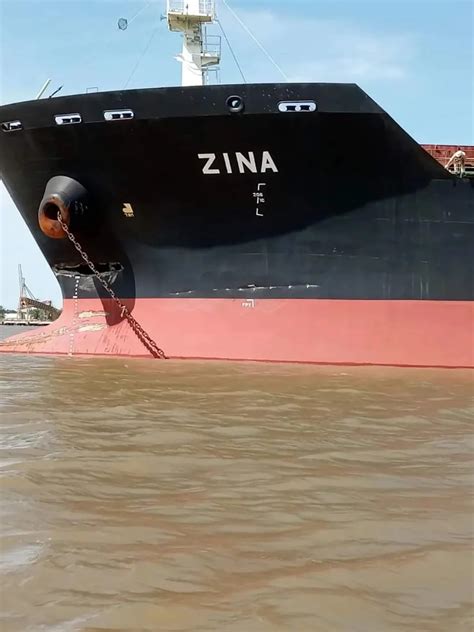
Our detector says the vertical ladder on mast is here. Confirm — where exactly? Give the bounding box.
[166,0,221,86]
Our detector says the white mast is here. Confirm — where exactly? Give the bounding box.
[167,0,221,86]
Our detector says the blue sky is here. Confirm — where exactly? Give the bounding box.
[0,0,473,307]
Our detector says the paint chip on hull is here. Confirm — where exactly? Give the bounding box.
[78,311,109,319]
[78,324,107,333]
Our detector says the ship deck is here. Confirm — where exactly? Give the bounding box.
[422,145,474,175]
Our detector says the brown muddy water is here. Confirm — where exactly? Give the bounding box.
[0,325,473,631]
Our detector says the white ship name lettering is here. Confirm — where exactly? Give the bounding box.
[198,151,278,175]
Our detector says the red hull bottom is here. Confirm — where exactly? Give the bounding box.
[0,298,473,368]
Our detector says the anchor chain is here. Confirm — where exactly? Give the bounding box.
[57,211,167,359]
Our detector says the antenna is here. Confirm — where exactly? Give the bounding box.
[36,79,52,100]
[48,85,63,98]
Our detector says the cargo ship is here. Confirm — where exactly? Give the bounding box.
[0,1,473,367]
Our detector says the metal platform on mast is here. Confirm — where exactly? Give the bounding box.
[166,0,220,86]
[167,0,216,28]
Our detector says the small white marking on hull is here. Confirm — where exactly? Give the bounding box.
[78,310,109,319]
[242,299,255,308]
[78,324,107,333]
[69,276,80,356]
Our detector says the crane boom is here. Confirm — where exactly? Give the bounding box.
[16,264,59,321]
[19,296,61,319]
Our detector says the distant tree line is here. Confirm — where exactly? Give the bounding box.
[0,305,62,321]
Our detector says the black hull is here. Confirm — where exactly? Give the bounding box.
[0,83,473,304]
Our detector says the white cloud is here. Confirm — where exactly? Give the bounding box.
[219,8,416,84]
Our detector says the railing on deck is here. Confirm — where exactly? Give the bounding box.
[167,0,215,18]
[422,144,474,176]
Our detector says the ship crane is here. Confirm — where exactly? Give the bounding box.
[17,265,60,321]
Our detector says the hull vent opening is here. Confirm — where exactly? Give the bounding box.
[55,113,82,125]
[278,101,317,113]
[103,109,134,121]
[1,120,23,132]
